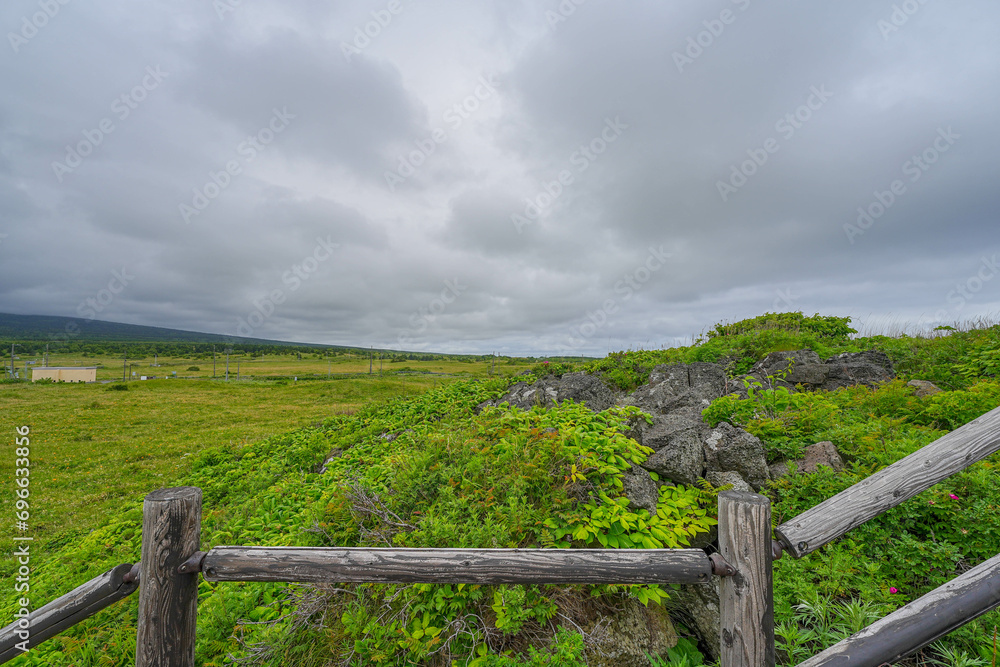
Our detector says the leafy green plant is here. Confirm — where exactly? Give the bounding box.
[648,636,708,667]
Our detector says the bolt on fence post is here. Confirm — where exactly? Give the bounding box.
[718,490,775,667]
[136,487,202,667]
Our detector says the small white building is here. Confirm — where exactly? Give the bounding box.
[31,367,98,383]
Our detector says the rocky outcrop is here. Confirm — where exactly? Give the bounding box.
[620,363,727,415]
[821,350,894,390]
[667,580,721,661]
[639,416,707,485]
[479,372,618,413]
[705,470,753,493]
[908,379,942,397]
[622,464,659,514]
[702,422,770,491]
[798,440,845,473]
[729,349,895,395]
[586,598,678,667]
[768,440,846,479]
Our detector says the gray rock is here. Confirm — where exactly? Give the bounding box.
[753,349,823,376]
[798,441,845,473]
[636,408,708,451]
[743,350,828,389]
[702,422,770,490]
[705,470,753,493]
[641,418,706,485]
[667,580,721,661]
[821,350,894,391]
[587,598,678,667]
[317,448,343,474]
[484,372,618,413]
[908,379,943,397]
[557,371,619,411]
[768,461,792,480]
[622,464,659,514]
[620,363,727,415]
[687,523,718,551]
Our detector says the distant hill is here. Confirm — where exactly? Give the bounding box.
[0,313,343,348]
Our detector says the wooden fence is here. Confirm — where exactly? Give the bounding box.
[3,405,1000,667]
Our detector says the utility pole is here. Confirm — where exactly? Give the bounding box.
[327,351,330,379]
[491,352,495,376]
[213,346,216,378]
[237,358,240,381]
[225,348,230,381]
[45,343,49,368]
[379,352,383,376]
[123,349,127,381]
[369,346,373,375]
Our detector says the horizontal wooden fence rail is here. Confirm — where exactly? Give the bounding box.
[796,551,1000,667]
[0,562,139,664]
[199,546,716,584]
[776,404,1000,558]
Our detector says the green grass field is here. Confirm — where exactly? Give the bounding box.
[0,367,532,560]
[8,350,526,382]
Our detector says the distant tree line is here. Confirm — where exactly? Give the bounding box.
[0,339,559,363]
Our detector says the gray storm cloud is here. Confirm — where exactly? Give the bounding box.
[1,0,997,355]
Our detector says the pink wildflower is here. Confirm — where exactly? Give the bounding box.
[889,587,898,594]
[949,493,959,500]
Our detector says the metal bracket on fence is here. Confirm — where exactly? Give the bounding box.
[123,562,141,584]
[709,553,737,577]
[177,551,207,575]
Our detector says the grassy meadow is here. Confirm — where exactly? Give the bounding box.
[0,359,529,563]
[11,350,522,382]
[2,314,999,666]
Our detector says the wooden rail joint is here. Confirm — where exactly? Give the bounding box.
[709,553,737,577]
[177,551,207,575]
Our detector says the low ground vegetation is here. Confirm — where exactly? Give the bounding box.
[2,312,999,666]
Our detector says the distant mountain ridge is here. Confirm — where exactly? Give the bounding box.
[0,312,340,348]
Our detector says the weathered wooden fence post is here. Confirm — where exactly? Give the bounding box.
[718,491,775,667]
[135,487,202,667]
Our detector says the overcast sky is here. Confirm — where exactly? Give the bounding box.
[1,0,998,356]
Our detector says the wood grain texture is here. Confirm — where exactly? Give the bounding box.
[796,552,1000,667]
[135,487,201,667]
[201,547,714,584]
[776,405,1000,558]
[0,563,137,664]
[718,491,775,667]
